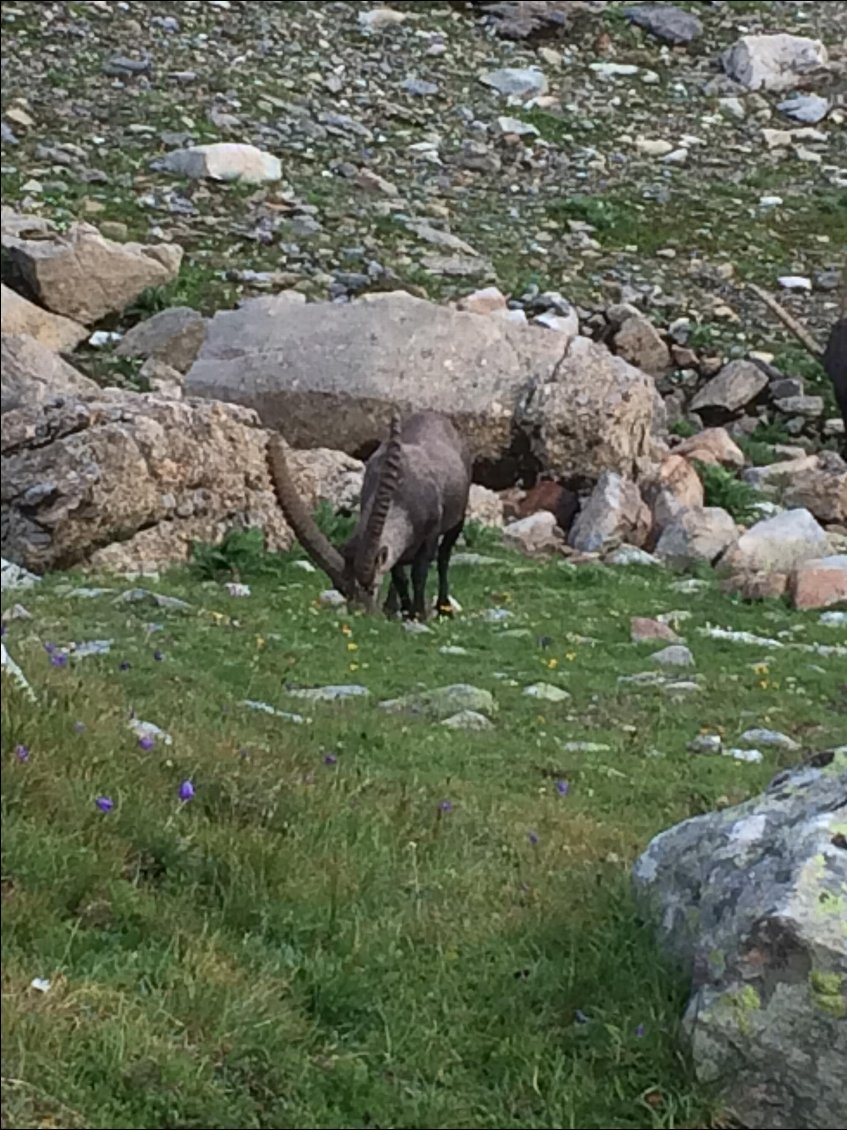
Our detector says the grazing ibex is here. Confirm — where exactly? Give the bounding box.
[267,411,472,619]
[822,265,846,436]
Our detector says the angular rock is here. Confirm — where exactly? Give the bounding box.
[185,292,659,483]
[480,67,548,100]
[523,682,570,702]
[613,313,671,377]
[287,684,369,703]
[569,471,650,552]
[456,286,508,316]
[633,751,847,1130]
[116,306,207,373]
[721,509,830,576]
[1,390,295,573]
[777,93,830,124]
[625,4,702,45]
[651,644,694,668]
[467,483,505,528]
[644,454,704,536]
[774,394,825,419]
[783,457,847,525]
[675,427,745,470]
[631,617,680,644]
[738,728,799,752]
[722,34,829,93]
[791,555,847,610]
[690,360,768,421]
[380,684,496,720]
[1,333,98,413]
[1,284,87,352]
[656,507,739,569]
[3,222,182,325]
[159,143,282,184]
[721,570,789,602]
[742,455,820,495]
[1,557,40,591]
[503,510,562,556]
[607,545,661,566]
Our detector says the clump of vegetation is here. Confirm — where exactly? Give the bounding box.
[191,527,279,581]
[670,419,698,439]
[694,461,763,525]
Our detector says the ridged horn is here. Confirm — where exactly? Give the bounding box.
[266,434,349,594]
[356,413,403,587]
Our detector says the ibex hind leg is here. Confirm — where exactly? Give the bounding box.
[384,566,412,619]
[436,521,464,617]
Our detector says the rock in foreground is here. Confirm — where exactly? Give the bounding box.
[633,750,847,1130]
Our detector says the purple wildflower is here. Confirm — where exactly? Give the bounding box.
[635,1023,646,1039]
[50,652,68,668]
[438,800,453,813]
[555,779,570,797]
[528,831,539,846]
[323,753,338,766]
[95,796,114,813]
[44,641,56,654]
[15,744,30,762]
[178,779,195,803]
[119,660,131,671]
[138,735,155,751]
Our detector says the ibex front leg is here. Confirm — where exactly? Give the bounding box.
[384,566,413,619]
[410,539,437,621]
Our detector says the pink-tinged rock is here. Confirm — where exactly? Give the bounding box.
[791,556,847,610]
[631,617,681,644]
[675,427,745,470]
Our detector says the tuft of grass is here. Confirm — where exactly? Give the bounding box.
[671,419,698,439]
[3,545,842,1130]
[693,462,763,525]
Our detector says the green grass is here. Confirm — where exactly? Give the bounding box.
[694,462,764,525]
[3,542,843,1129]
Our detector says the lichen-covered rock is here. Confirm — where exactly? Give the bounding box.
[633,750,847,1130]
[1,390,293,573]
[380,683,496,720]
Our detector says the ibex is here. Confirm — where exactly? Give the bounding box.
[267,411,472,619]
[823,264,846,435]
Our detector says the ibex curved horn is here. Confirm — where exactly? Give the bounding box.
[266,434,350,594]
[355,413,403,587]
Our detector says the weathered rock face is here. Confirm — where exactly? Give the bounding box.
[655,506,739,568]
[633,750,847,1130]
[1,390,293,573]
[285,446,364,514]
[185,292,659,485]
[720,509,831,575]
[625,4,702,45]
[116,306,208,373]
[503,510,563,556]
[517,334,660,481]
[722,33,829,93]
[612,312,671,377]
[643,454,704,536]
[1,283,88,352]
[3,221,182,325]
[466,483,505,528]
[1,333,98,413]
[568,471,650,552]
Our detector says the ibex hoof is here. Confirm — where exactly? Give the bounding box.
[436,603,454,618]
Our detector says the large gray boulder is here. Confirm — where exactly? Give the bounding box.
[633,750,847,1130]
[185,291,660,483]
[1,284,88,352]
[722,34,829,93]
[720,508,831,575]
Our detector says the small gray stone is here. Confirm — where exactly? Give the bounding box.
[738,728,800,752]
[774,395,825,419]
[651,645,695,668]
[441,710,494,731]
[480,67,548,100]
[1,558,40,592]
[287,684,370,703]
[240,699,306,724]
[777,93,830,124]
[71,639,114,658]
[690,360,768,419]
[523,682,571,702]
[625,4,702,45]
[724,747,764,764]
[401,77,439,96]
[559,740,611,753]
[607,545,661,566]
[381,684,495,720]
[689,734,722,754]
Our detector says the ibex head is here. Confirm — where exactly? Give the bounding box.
[267,416,405,611]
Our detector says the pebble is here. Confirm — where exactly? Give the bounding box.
[224,582,251,597]
[287,685,370,703]
[523,683,571,702]
[440,645,469,656]
[651,645,695,668]
[688,733,722,754]
[240,699,306,724]
[607,546,660,566]
[724,748,764,764]
[738,728,799,751]
[777,275,812,291]
[441,710,494,731]
[559,741,611,753]
[129,719,173,746]
[777,94,830,124]
[319,589,347,607]
[1,558,40,592]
